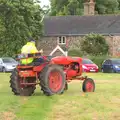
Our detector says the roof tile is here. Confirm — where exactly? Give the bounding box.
[43,15,120,36]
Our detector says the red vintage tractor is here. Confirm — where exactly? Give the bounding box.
[10,53,95,96]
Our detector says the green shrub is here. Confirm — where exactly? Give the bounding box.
[86,55,110,71]
[68,49,83,57]
[81,33,109,56]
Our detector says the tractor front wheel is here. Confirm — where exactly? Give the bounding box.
[82,78,95,92]
[40,65,66,96]
[10,69,36,96]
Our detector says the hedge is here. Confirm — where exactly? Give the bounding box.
[68,49,110,71]
[68,49,83,57]
[87,55,109,71]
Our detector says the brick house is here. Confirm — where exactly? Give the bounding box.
[37,0,120,56]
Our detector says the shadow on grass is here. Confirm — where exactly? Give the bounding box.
[33,92,45,96]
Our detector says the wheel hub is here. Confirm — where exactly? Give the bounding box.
[49,71,62,92]
[86,81,94,92]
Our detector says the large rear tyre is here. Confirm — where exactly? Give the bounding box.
[10,69,36,96]
[82,78,95,92]
[64,82,68,91]
[40,65,66,96]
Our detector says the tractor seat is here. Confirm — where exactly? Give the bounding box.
[19,57,48,66]
[16,53,51,67]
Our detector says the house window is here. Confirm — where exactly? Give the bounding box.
[58,36,66,44]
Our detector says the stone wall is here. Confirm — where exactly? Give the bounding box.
[66,36,82,50]
[112,36,120,56]
[37,36,57,55]
[37,36,83,56]
[105,36,120,56]
[104,36,113,56]
[37,35,120,56]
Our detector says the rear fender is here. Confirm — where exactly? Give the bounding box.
[33,63,48,72]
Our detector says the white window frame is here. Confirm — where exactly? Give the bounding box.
[57,36,66,45]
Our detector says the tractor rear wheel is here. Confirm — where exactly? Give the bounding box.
[82,78,95,92]
[40,65,66,96]
[64,82,68,91]
[10,69,36,96]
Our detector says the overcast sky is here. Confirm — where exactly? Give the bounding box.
[40,0,50,7]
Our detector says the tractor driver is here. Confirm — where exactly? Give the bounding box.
[21,38,43,65]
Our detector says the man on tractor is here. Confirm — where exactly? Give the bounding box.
[10,37,95,96]
[21,38,43,65]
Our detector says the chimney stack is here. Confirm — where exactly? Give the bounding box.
[84,0,95,15]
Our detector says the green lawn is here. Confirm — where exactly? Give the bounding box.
[0,73,120,120]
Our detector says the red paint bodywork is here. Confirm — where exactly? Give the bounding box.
[51,56,82,64]
[19,70,36,77]
[51,56,76,65]
[33,63,48,72]
[51,56,83,79]
[82,64,99,72]
[17,55,86,86]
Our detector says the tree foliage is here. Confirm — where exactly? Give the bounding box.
[96,0,119,14]
[0,0,43,57]
[50,0,83,16]
[50,0,120,16]
[81,33,109,56]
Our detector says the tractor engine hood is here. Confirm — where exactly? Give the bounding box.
[51,56,82,65]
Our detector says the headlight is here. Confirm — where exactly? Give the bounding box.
[115,66,119,68]
[6,66,12,68]
[82,65,88,69]
[96,66,98,69]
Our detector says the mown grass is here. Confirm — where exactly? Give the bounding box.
[0,73,120,120]
[0,73,58,120]
[47,73,120,120]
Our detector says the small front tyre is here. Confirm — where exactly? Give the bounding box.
[82,78,95,92]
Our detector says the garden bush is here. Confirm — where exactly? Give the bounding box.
[68,49,83,57]
[88,55,109,71]
[81,33,109,56]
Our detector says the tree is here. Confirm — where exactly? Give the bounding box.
[81,33,109,56]
[67,0,82,15]
[0,0,43,57]
[50,0,119,15]
[95,0,119,14]
[50,0,83,16]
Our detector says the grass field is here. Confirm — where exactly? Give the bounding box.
[0,73,120,120]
